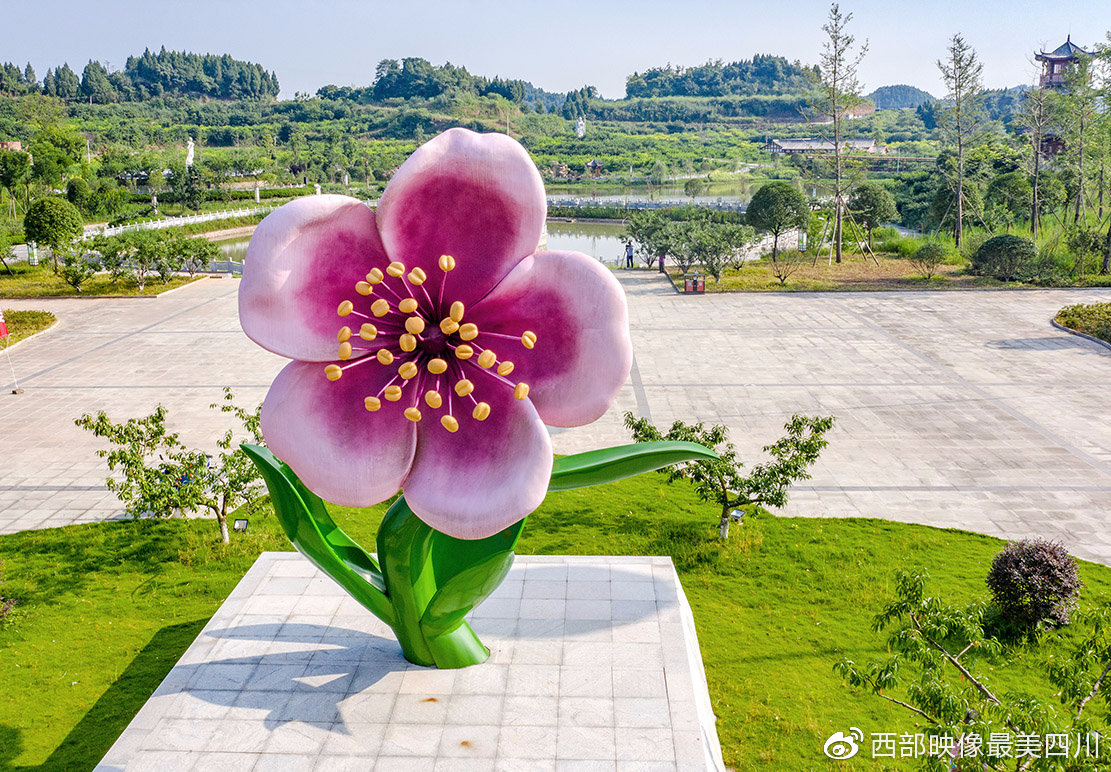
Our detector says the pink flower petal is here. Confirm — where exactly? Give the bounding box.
[376,128,546,312]
[261,359,416,507]
[240,195,387,362]
[470,251,632,427]
[403,380,553,539]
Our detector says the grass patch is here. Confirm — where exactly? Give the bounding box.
[1,309,56,345]
[0,261,201,298]
[3,475,1111,770]
[1055,301,1111,343]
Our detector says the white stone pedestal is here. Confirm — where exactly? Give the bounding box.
[97,553,725,771]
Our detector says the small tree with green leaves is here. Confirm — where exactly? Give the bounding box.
[624,412,834,538]
[22,196,83,270]
[627,210,680,269]
[911,242,946,280]
[58,243,96,292]
[746,181,810,262]
[848,181,897,250]
[76,389,265,544]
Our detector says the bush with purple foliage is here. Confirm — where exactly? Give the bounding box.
[987,538,1082,629]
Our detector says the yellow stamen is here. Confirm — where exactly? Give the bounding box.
[405,316,426,335]
[364,396,381,412]
[384,385,403,402]
[428,358,448,374]
[497,361,514,377]
[371,299,390,317]
[472,401,491,421]
[355,281,372,296]
[459,323,478,341]
[477,349,496,369]
[386,261,405,278]
[455,344,474,360]
[450,301,465,323]
[440,415,459,432]
[324,364,342,381]
[514,383,530,400]
[399,297,419,314]
[454,379,474,397]
[521,330,536,349]
[425,390,443,409]
[377,349,394,365]
[440,317,459,335]
[337,326,352,342]
[439,254,456,272]
[337,300,354,317]
[399,361,418,379]
[359,323,377,341]
[404,407,422,422]
[366,267,384,284]
[338,342,353,361]
[399,334,417,352]
[407,267,427,285]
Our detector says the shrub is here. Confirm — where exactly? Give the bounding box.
[1055,302,1111,343]
[972,234,1036,281]
[910,242,945,279]
[959,231,990,264]
[987,538,1081,630]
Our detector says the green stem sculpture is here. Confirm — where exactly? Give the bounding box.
[243,440,715,669]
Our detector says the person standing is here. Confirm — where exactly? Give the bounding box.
[624,241,634,268]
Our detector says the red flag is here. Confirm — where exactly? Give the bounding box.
[0,309,8,339]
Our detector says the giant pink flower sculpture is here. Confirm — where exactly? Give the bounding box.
[240,128,632,540]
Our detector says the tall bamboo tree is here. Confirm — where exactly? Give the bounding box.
[937,34,984,249]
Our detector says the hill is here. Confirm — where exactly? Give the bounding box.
[625,56,817,98]
[867,84,935,110]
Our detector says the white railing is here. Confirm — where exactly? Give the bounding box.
[87,205,277,239]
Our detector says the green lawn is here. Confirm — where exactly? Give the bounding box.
[2,476,1109,770]
[0,261,202,298]
[1,309,56,346]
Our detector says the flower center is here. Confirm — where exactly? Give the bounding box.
[326,254,536,433]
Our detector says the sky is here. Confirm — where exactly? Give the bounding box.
[1,0,1107,100]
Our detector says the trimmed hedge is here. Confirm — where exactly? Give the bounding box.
[1055,302,1111,343]
[971,234,1035,281]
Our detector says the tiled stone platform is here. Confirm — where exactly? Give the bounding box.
[97,553,724,771]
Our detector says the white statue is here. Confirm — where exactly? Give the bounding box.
[185,138,195,167]
[575,117,586,139]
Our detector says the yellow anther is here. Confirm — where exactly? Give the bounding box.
[407,267,427,285]
[386,261,405,278]
[324,364,343,381]
[439,254,456,272]
[371,298,390,317]
[404,407,422,422]
[399,361,418,380]
[428,358,448,374]
[425,390,443,409]
[441,414,459,433]
[399,297,419,314]
[405,316,426,335]
[455,344,474,360]
[355,281,373,296]
[521,331,536,349]
[338,342,353,361]
[459,323,478,341]
[364,396,381,412]
[440,318,460,335]
[359,323,377,341]
[477,349,496,369]
[399,334,417,352]
[366,267,384,284]
[454,379,474,397]
[450,301,465,323]
[377,349,394,365]
[472,402,491,421]
[337,300,354,317]
[514,383,530,400]
[338,326,352,342]
[497,361,515,377]
[384,385,403,402]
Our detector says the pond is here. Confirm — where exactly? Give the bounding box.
[217,219,630,264]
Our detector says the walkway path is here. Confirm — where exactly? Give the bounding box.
[4,273,1111,567]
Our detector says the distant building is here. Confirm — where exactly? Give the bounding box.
[0,141,22,152]
[763,138,886,155]
[1036,36,1093,89]
[585,159,603,177]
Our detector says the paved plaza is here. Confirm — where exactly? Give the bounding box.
[3,273,1111,564]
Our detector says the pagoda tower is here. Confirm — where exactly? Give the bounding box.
[1035,36,1093,89]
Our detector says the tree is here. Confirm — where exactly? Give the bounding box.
[937,34,984,248]
[23,197,83,269]
[683,221,756,281]
[0,149,31,220]
[626,210,681,269]
[848,182,897,250]
[812,3,868,263]
[1062,57,1098,225]
[746,181,810,261]
[683,177,707,198]
[624,412,834,539]
[1014,86,1059,240]
[985,171,1032,223]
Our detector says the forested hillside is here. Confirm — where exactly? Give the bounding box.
[625,56,817,98]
